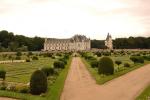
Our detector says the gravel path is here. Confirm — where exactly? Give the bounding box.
[60,57,150,100]
[0,97,17,100]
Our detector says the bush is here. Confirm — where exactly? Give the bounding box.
[32,56,39,60]
[115,60,122,66]
[59,58,67,64]
[130,56,144,63]
[143,56,150,61]
[124,63,130,67]
[0,68,6,80]
[16,51,22,56]
[41,67,54,76]
[28,51,33,56]
[30,70,47,95]
[15,56,21,60]
[90,60,98,68]
[26,58,31,62]
[53,61,65,69]
[98,57,114,75]
[95,52,102,57]
[102,52,111,56]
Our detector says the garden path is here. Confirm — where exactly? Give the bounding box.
[60,57,150,100]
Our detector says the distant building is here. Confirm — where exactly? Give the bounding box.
[44,35,91,51]
[105,33,113,49]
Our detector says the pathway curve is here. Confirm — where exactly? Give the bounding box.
[60,57,150,100]
[0,97,17,100]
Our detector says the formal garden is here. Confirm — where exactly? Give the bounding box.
[80,50,150,84]
[0,51,72,100]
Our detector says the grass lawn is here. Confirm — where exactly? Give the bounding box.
[0,57,72,100]
[136,85,150,100]
[82,56,150,84]
[0,57,55,83]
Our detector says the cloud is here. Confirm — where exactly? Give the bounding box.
[0,0,150,39]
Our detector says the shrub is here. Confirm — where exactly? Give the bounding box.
[90,60,98,68]
[143,56,150,61]
[130,56,144,63]
[30,70,47,95]
[26,58,31,62]
[95,52,102,57]
[16,51,22,56]
[102,52,111,56]
[41,67,54,76]
[98,57,114,75]
[28,51,33,56]
[54,61,65,69]
[59,58,67,64]
[32,56,39,60]
[124,63,130,67]
[115,60,122,66]
[0,68,6,80]
[15,56,21,60]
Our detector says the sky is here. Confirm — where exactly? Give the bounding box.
[0,0,150,40]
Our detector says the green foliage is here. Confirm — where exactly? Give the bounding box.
[28,51,33,56]
[130,56,144,63]
[54,61,65,69]
[90,60,98,68]
[95,52,102,57]
[124,63,130,67]
[16,51,22,56]
[59,58,67,64]
[15,56,21,60]
[115,60,122,66]
[30,70,47,95]
[142,56,150,61]
[98,57,114,75]
[26,58,30,62]
[32,56,39,60]
[41,67,54,76]
[0,68,6,80]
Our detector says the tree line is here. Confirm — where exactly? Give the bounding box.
[0,30,44,51]
[0,30,150,51]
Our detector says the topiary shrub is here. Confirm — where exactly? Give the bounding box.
[115,60,122,66]
[98,57,114,75]
[41,67,54,76]
[59,58,67,64]
[26,58,30,62]
[53,61,65,69]
[0,68,6,80]
[90,60,98,68]
[130,56,144,63]
[32,56,39,60]
[30,70,47,95]
[95,52,102,57]
[124,63,130,67]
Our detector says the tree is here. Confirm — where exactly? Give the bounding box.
[98,57,114,75]
[0,68,6,80]
[30,70,47,95]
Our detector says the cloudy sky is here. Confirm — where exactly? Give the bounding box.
[0,0,150,39]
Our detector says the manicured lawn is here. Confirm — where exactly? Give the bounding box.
[0,57,55,83]
[0,57,72,100]
[136,85,150,100]
[82,56,150,84]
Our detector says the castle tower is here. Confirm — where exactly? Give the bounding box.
[105,33,113,49]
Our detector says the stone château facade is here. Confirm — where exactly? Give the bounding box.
[105,33,113,49]
[44,35,91,51]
